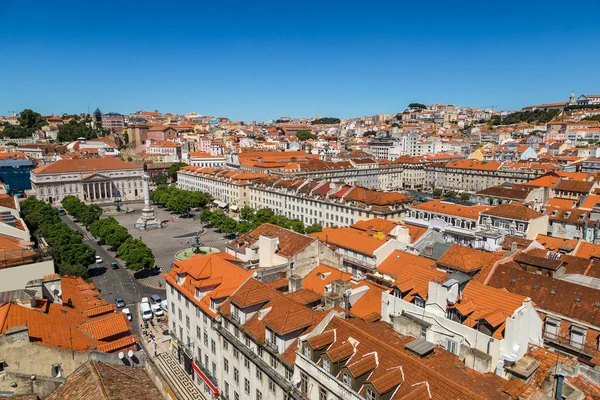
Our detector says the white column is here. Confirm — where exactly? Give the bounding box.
[108,182,113,198]
[92,183,96,200]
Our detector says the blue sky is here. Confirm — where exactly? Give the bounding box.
[1,0,599,121]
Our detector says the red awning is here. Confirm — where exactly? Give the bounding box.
[192,361,219,398]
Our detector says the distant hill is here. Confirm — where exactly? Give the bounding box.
[490,109,560,126]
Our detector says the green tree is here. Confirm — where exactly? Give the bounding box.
[151,173,168,186]
[240,206,255,222]
[363,130,377,137]
[105,226,132,250]
[57,119,100,142]
[93,108,102,122]
[18,109,47,132]
[118,238,154,271]
[220,217,238,234]
[408,103,427,110]
[200,209,213,224]
[296,130,316,141]
[254,208,274,224]
[312,117,341,125]
[168,162,188,181]
[433,188,443,198]
[460,193,471,201]
[122,132,129,145]
[58,263,89,279]
[306,223,322,234]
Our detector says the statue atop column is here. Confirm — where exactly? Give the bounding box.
[135,174,161,230]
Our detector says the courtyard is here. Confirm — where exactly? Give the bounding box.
[108,202,228,287]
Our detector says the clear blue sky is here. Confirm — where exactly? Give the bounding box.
[1,0,599,121]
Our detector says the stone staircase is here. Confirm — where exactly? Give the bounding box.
[156,353,206,400]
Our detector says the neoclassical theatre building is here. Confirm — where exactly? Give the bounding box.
[30,159,145,204]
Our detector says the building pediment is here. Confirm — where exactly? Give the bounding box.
[82,172,111,181]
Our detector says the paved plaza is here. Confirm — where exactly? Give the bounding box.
[109,203,228,287]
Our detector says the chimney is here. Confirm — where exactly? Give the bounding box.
[288,274,302,293]
[511,241,518,252]
[424,244,433,257]
[343,292,351,310]
[555,370,566,400]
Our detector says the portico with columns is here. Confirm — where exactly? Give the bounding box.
[30,158,145,204]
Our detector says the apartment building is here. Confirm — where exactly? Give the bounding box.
[187,151,226,168]
[472,184,547,211]
[403,200,491,246]
[163,252,253,398]
[225,223,342,279]
[424,160,556,192]
[101,112,125,131]
[178,167,414,227]
[475,204,549,250]
[381,274,543,374]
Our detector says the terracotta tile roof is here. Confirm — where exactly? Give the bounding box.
[79,312,131,340]
[574,241,600,260]
[310,227,385,256]
[514,252,563,271]
[484,261,600,328]
[412,200,490,219]
[545,198,577,208]
[350,218,399,236]
[307,329,335,349]
[482,203,544,221]
[476,185,533,200]
[32,158,142,174]
[284,289,322,305]
[555,179,594,193]
[45,360,161,400]
[437,245,504,273]
[0,277,136,353]
[343,187,413,206]
[376,250,437,280]
[302,264,353,295]
[315,317,511,399]
[164,252,252,318]
[227,223,315,259]
[535,234,578,253]
[500,236,533,251]
[580,194,600,210]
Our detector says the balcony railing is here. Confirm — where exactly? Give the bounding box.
[543,332,598,358]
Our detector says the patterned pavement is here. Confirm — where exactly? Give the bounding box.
[109,204,228,288]
[156,353,206,400]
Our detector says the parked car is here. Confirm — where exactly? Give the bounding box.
[95,255,103,264]
[151,303,164,317]
[122,308,132,321]
[140,302,153,321]
[160,300,168,312]
[115,297,125,308]
[141,297,149,304]
[111,261,119,269]
[150,294,162,305]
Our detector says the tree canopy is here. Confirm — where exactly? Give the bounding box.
[168,162,188,180]
[152,185,210,214]
[295,130,316,141]
[1,109,47,138]
[20,198,96,278]
[312,117,340,125]
[408,103,427,110]
[203,206,307,235]
[491,109,559,125]
[151,173,168,186]
[57,119,104,142]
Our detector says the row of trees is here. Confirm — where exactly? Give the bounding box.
[152,185,210,214]
[295,130,316,141]
[312,117,341,125]
[20,198,95,278]
[491,109,559,125]
[62,195,155,271]
[201,206,322,235]
[89,218,154,271]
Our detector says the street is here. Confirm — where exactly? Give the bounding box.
[60,215,166,337]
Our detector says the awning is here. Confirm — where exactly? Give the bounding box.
[213,200,220,205]
[192,361,219,397]
[230,205,239,211]
[217,202,228,208]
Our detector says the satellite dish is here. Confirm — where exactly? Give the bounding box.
[128,350,134,358]
[56,289,62,296]
[446,292,457,305]
[118,352,125,360]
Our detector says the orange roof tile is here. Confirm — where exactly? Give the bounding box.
[412,200,490,219]
[437,245,504,273]
[32,158,142,174]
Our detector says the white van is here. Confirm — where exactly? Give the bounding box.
[140,302,153,321]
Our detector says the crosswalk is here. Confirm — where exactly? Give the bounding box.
[82,232,95,241]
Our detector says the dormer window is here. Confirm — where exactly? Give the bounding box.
[414,296,425,308]
[321,357,331,372]
[303,344,311,359]
[176,273,186,286]
[342,372,352,387]
[365,388,377,400]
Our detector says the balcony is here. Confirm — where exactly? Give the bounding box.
[543,332,597,358]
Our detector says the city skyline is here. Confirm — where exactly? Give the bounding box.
[2,0,600,120]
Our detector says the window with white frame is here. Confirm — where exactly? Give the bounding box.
[545,319,559,339]
[322,357,331,372]
[342,372,352,386]
[570,325,586,348]
[365,388,376,400]
[446,339,458,355]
